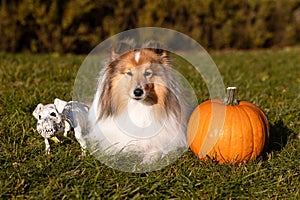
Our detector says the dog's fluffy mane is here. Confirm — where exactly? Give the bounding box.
[87,39,196,164]
[97,40,185,122]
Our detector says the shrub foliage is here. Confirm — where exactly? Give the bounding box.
[1,0,300,53]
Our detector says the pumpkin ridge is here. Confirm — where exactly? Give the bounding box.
[195,106,206,156]
[244,104,264,159]
[235,106,244,161]
[188,105,211,157]
[200,103,215,157]
[187,107,201,154]
[236,106,251,161]
[240,105,255,161]
[257,109,269,155]
[258,109,270,153]
[213,104,229,162]
[228,106,234,161]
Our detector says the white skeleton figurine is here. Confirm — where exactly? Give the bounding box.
[33,98,89,156]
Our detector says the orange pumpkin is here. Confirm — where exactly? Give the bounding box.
[187,87,269,164]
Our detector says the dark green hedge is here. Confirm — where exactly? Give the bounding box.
[1,0,300,54]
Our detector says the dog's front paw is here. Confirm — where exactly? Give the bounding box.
[45,147,51,155]
[141,153,161,165]
[78,150,87,159]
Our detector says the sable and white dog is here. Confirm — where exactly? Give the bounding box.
[33,98,89,156]
[88,40,193,163]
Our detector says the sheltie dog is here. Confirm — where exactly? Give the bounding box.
[88,40,193,163]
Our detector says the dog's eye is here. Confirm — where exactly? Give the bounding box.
[144,71,152,77]
[38,115,42,120]
[50,112,57,117]
[126,71,133,76]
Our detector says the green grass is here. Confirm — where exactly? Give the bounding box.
[0,48,299,199]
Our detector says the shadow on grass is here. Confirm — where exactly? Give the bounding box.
[266,120,292,153]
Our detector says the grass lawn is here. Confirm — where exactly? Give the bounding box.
[0,48,299,199]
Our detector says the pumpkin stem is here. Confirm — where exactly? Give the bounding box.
[223,87,238,105]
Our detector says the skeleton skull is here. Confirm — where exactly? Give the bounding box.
[33,104,65,139]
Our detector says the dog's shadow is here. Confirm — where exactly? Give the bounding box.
[266,120,293,153]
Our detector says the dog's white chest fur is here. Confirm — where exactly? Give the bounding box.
[88,98,187,160]
[126,99,153,128]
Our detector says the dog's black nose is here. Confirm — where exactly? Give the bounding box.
[133,88,144,97]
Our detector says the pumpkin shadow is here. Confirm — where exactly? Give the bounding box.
[266,120,291,153]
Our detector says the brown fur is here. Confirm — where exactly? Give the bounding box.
[97,48,182,123]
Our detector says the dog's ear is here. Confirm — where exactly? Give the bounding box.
[54,98,67,113]
[158,49,170,67]
[33,103,44,119]
[142,40,169,65]
[111,39,135,60]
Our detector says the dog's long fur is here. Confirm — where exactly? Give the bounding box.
[88,40,191,163]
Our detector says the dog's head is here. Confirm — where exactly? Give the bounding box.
[113,50,168,101]
[32,101,65,139]
[98,40,174,119]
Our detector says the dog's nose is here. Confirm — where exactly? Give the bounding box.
[133,88,144,97]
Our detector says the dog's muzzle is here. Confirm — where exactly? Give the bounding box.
[131,85,146,100]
